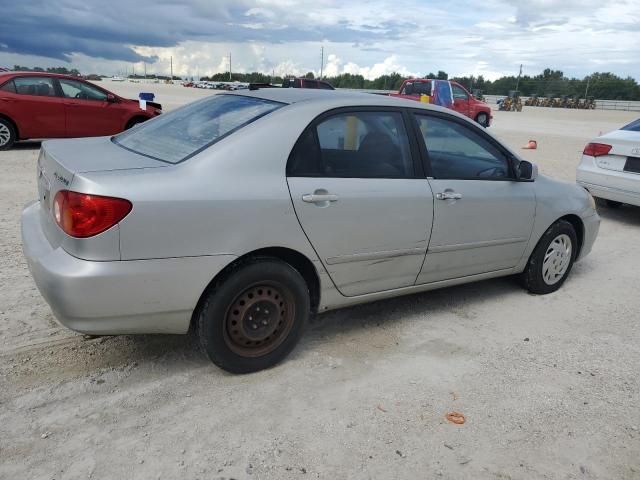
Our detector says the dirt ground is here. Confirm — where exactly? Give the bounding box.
[1,83,639,480]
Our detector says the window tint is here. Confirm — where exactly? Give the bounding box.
[0,80,16,93]
[415,115,510,179]
[452,84,469,100]
[304,80,318,89]
[318,82,334,90]
[114,94,282,164]
[13,77,56,97]
[59,79,108,101]
[288,111,413,178]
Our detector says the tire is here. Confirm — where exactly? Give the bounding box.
[0,118,16,150]
[125,117,147,130]
[196,258,310,373]
[476,112,489,127]
[520,220,578,295]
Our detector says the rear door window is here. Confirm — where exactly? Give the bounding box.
[288,111,414,178]
[114,94,283,163]
[13,77,57,97]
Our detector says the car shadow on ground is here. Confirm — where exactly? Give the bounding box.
[13,141,42,150]
[597,203,640,226]
[7,276,521,384]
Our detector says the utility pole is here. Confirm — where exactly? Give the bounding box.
[170,56,173,80]
[320,46,324,79]
[515,64,523,92]
[584,76,591,99]
[229,53,232,81]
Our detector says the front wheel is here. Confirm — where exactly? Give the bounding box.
[475,112,489,127]
[196,258,310,373]
[520,220,578,294]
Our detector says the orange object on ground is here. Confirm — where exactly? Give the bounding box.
[445,412,466,424]
[522,139,537,149]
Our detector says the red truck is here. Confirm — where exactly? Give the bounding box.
[390,79,492,127]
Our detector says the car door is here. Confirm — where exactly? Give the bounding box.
[57,78,125,137]
[287,108,434,296]
[9,76,66,138]
[450,83,471,117]
[412,112,536,284]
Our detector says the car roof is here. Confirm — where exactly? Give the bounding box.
[224,88,454,113]
[0,71,82,81]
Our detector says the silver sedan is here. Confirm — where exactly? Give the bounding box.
[22,89,600,373]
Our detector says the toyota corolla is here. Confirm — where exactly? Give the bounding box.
[22,89,600,373]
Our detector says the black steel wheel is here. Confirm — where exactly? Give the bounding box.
[197,258,310,373]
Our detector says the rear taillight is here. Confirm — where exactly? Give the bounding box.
[583,143,612,157]
[53,190,132,238]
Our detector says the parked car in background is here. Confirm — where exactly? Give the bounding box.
[0,72,162,150]
[282,77,335,90]
[577,118,640,207]
[22,89,599,373]
[390,79,493,127]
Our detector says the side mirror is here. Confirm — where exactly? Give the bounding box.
[106,93,117,103]
[516,160,538,181]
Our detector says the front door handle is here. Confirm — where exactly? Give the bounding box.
[436,191,462,200]
[302,193,339,203]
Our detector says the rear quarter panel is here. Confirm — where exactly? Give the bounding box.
[76,103,331,264]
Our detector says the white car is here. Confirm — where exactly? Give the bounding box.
[577,118,640,207]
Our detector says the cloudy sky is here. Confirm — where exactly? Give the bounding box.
[0,0,638,80]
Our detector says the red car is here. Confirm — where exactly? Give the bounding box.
[390,79,492,127]
[0,72,162,150]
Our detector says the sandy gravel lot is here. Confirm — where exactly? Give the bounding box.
[1,83,639,480]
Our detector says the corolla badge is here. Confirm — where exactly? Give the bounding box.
[53,171,70,186]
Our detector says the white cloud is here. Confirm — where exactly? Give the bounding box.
[1,0,638,81]
[323,54,417,80]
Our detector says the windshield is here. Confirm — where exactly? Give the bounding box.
[113,94,283,163]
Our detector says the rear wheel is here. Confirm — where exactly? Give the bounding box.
[520,220,577,294]
[476,112,489,127]
[0,118,16,150]
[197,258,310,373]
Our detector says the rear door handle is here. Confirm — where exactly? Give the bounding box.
[436,191,462,200]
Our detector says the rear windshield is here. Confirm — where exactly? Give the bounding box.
[113,94,283,163]
[621,118,640,132]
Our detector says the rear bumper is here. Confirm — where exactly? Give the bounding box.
[22,201,236,335]
[578,180,640,207]
[577,156,640,207]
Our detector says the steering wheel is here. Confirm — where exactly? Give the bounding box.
[74,92,81,98]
